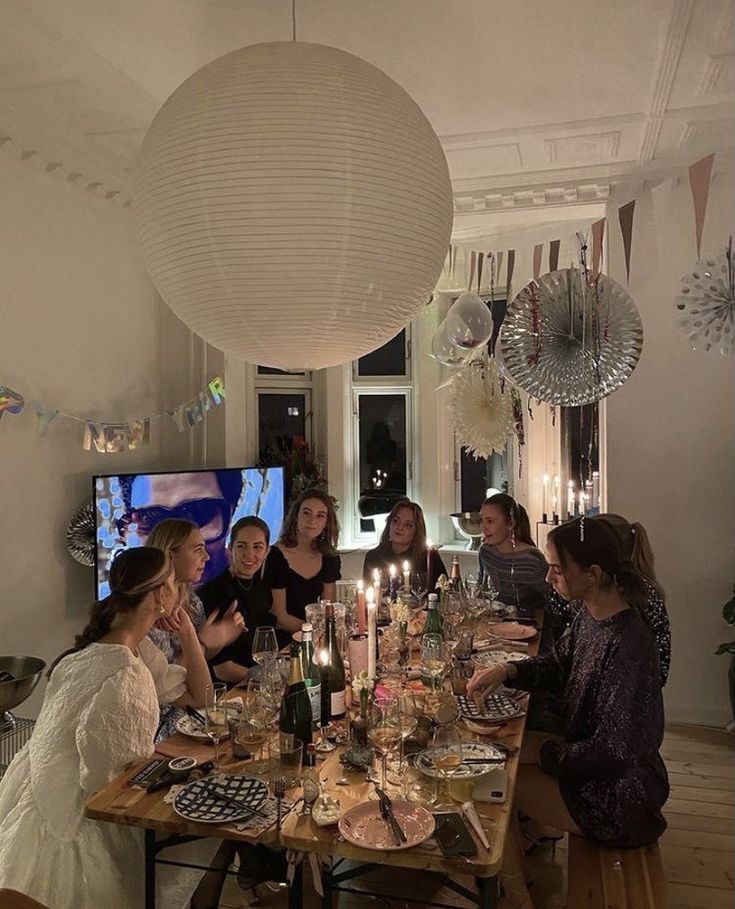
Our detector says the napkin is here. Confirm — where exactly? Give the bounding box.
[462,801,490,850]
[232,795,296,836]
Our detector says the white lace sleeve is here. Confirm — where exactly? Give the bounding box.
[138,637,188,704]
[75,660,158,794]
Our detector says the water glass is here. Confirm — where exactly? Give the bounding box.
[252,626,278,665]
[271,738,304,790]
[205,682,229,769]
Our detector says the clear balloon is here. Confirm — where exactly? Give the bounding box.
[445,292,494,350]
[431,320,473,367]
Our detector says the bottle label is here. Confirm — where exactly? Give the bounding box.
[306,681,322,725]
[330,688,346,718]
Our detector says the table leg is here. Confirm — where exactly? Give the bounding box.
[144,829,156,909]
[288,859,303,909]
[321,858,333,909]
[476,875,498,909]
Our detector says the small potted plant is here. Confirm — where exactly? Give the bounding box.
[715,583,735,732]
[390,597,410,668]
[350,671,374,745]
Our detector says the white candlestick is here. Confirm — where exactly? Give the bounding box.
[366,588,377,680]
[402,559,411,590]
[592,471,600,509]
[542,474,549,517]
[567,481,574,518]
[579,491,586,516]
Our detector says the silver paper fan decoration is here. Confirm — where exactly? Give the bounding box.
[675,243,734,357]
[66,502,95,567]
[499,269,643,406]
[451,354,514,459]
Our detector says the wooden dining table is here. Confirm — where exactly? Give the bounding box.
[85,617,540,909]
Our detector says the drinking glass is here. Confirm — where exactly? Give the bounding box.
[411,570,428,603]
[271,738,303,790]
[252,626,278,665]
[420,634,446,694]
[367,702,401,793]
[431,724,463,810]
[387,693,419,795]
[205,682,229,769]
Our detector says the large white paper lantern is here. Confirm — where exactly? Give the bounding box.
[134,42,453,370]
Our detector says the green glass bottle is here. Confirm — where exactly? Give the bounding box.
[324,603,346,719]
[279,642,313,749]
[299,623,322,727]
[423,593,444,638]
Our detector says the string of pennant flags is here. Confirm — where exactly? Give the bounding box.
[0,376,226,454]
[441,152,716,291]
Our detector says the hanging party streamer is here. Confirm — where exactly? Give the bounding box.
[591,218,606,279]
[617,201,636,284]
[0,385,24,420]
[533,244,543,280]
[688,153,715,258]
[549,239,560,273]
[167,377,227,432]
[35,404,60,436]
[83,419,151,453]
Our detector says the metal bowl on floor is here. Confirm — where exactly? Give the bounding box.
[0,656,46,729]
[450,512,483,550]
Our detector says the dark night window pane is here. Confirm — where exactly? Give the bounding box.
[460,443,511,513]
[357,394,407,532]
[560,403,600,513]
[258,393,307,459]
[356,330,407,377]
[257,366,307,376]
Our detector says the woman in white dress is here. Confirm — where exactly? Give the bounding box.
[0,547,214,909]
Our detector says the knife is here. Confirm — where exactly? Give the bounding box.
[375,787,407,844]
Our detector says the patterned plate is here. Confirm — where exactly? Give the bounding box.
[473,650,530,668]
[488,622,537,641]
[338,799,435,851]
[414,741,506,779]
[173,774,268,824]
[455,692,523,721]
[174,714,230,741]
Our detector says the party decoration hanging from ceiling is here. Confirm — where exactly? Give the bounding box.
[65,503,96,567]
[444,292,494,350]
[500,268,644,406]
[450,354,514,459]
[675,239,734,357]
[134,42,453,370]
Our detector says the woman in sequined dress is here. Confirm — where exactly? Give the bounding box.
[469,517,668,908]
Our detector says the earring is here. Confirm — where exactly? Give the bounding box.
[510,528,516,549]
[158,602,166,615]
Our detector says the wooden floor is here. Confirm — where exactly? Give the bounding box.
[218,722,735,908]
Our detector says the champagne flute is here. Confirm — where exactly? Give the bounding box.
[252,626,278,666]
[411,570,428,603]
[205,682,229,770]
[387,693,418,795]
[431,724,463,810]
[367,701,401,793]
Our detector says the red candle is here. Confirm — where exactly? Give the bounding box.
[356,580,367,634]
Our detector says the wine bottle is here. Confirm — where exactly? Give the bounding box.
[299,623,322,727]
[279,642,313,749]
[423,593,443,638]
[324,603,346,719]
[450,554,462,588]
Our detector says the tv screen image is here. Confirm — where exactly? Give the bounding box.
[94,466,285,598]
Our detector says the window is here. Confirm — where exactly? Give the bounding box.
[456,439,514,514]
[257,391,310,459]
[353,328,410,380]
[560,402,600,516]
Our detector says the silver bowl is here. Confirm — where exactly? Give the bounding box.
[0,655,46,729]
[450,512,483,550]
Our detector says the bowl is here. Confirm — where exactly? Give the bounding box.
[450,512,483,550]
[0,656,46,727]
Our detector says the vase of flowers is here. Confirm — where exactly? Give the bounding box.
[350,671,374,745]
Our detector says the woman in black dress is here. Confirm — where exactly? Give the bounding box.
[268,488,341,634]
[198,516,276,685]
[468,517,668,908]
[362,498,446,595]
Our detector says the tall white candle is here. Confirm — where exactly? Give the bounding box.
[542,474,549,517]
[366,587,377,680]
[592,471,600,509]
[567,480,574,518]
[579,491,586,516]
[402,559,411,590]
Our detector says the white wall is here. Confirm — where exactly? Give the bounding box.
[0,155,198,717]
[606,161,735,726]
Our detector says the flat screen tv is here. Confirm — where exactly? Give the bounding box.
[93,466,285,598]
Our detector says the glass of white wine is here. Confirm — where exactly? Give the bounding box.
[205,682,229,769]
[367,700,400,794]
[430,724,463,810]
[252,626,278,667]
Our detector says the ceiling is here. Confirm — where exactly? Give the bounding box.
[1,0,733,236]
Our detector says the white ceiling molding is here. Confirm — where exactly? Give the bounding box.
[697,52,735,96]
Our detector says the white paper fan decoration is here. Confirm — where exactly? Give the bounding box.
[451,355,514,459]
[675,242,734,357]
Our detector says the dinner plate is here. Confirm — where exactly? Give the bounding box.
[338,799,434,851]
[173,775,268,824]
[488,622,537,641]
[414,741,506,779]
[472,650,530,668]
[174,714,229,741]
[455,692,524,722]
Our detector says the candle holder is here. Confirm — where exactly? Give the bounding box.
[541,512,548,524]
[552,513,560,525]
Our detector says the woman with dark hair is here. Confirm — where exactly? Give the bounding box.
[468,518,668,908]
[268,488,341,633]
[0,548,214,908]
[478,493,551,617]
[199,516,276,684]
[362,498,447,593]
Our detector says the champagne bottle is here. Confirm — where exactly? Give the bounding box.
[299,623,322,727]
[279,642,313,749]
[423,593,443,638]
[450,554,462,589]
[324,603,346,719]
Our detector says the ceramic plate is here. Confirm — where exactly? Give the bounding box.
[338,799,434,851]
[455,692,524,722]
[473,650,530,668]
[174,714,229,741]
[414,741,506,779]
[173,775,268,824]
[488,622,537,641]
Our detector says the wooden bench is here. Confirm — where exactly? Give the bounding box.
[566,835,668,909]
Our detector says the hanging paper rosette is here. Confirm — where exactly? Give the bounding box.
[450,354,514,459]
[65,502,96,567]
[675,240,734,357]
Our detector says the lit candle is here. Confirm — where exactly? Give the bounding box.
[579,491,586,516]
[366,587,377,680]
[567,481,574,518]
[592,470,600,509]
[319,649,330,728]
[402,559,411,590]
[542,474,549,519]
[388,564,398,602]
[356,579,367,634]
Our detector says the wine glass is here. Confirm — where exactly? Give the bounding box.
[205,682,229,769]
[388,693,419,795]
[431,724,464,810]
[367,701,401,793]
[252,626,278,666]
[411,570,428,603]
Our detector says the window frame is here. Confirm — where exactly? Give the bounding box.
[351,325,412,384]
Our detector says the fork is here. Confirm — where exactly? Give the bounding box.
[274,776,286,831]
